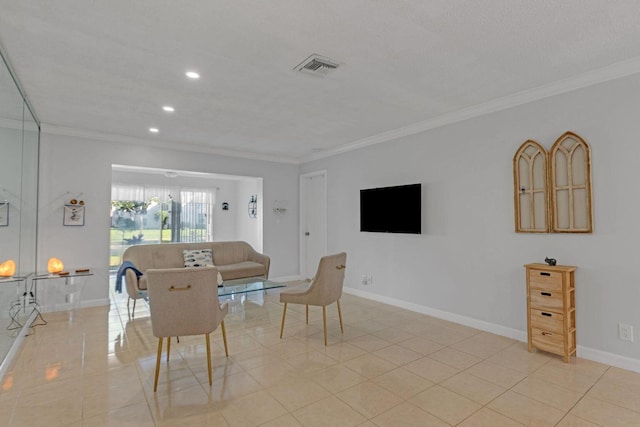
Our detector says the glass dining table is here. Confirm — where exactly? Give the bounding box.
[217,276,285,297]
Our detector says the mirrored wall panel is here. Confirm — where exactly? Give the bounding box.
[0,50,40,371]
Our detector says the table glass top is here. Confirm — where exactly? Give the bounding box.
[218,277,284,296]
[0,275,30,284]
[33,270,93,280]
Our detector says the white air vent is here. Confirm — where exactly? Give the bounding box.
[294,54,339,77]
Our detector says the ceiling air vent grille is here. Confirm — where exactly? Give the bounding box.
[294,54,339,77]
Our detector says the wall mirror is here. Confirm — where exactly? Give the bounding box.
[0,49,40,374]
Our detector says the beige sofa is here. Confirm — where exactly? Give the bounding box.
[122,241,270,312]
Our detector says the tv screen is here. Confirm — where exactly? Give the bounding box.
[360,183,421,234]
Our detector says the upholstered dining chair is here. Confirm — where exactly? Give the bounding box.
[146,267,229,392]
[280,252,347,346]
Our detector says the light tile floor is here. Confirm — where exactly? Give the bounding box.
[1,285,639,426]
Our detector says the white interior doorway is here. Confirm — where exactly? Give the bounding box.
[299,170,327,280]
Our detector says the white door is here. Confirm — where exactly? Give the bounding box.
[300,171,327,280]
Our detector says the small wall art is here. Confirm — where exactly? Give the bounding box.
[63,204,85,226]
[0,201,8,226]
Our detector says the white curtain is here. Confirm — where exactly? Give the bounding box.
[180,189,215,205]
[111,184,144,201]
[111,184,215,204]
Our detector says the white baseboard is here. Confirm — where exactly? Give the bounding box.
[577,345,640,373]
[344,287,640,373]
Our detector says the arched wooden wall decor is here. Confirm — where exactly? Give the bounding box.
[513,140,549,232]
[550,131,593,233]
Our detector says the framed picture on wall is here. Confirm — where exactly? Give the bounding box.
[0,201,8,226]
[63,204,85,226]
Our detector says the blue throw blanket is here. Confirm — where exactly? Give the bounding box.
[115,261,143,294]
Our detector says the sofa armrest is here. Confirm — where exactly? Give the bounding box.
[125,268,143,296]
[247,250,270,279]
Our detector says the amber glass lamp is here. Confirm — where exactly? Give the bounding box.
[48,257,64,274]
[0,260,16,277]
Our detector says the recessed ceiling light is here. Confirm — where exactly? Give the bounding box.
[185,71,200,79]
[162,106,175,112]
[149,127,159,133]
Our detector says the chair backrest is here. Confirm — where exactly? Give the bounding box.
[305,252,347,306]
[146,267,223,338]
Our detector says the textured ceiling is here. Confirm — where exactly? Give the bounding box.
[1,1,640,162]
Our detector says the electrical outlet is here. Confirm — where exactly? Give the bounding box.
[619,324,634,342]
[361,275,369,285]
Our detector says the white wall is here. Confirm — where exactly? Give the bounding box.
[38,133,300,307]
[235,179,261,252]
[214,181,238,241]
[301,73,640,368]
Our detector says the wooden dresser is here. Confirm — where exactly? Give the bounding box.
[524,263,577,362]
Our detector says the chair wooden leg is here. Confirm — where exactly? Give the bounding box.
[306,305,309,324]
[166,337,171,362]
[322,306,327,346]
[206,333,212,386]
[280,303,287,338]
[337,300,344,334]
[221,321,229,357]
[154,337,163,392]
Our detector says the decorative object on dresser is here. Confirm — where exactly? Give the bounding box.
[544,257,557,266]
[513,131,593,233]
[524,263,576,362]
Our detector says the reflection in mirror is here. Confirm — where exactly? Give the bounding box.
[0,50,40,377]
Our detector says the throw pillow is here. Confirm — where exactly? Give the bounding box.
[183,249,213,267]
[183,249,223,285]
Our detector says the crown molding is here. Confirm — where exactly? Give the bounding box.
[40,123,300,165]
[37,55,640,166]
[300,56,640,163]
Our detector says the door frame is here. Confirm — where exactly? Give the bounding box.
[299,170,327,278]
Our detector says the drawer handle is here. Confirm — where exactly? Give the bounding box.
[542,332,553,336]
[540,292,552,296]
[541,312,552,317]
[540,272,551,276]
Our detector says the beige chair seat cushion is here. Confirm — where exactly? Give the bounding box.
[279,288,314,305]
[217,261,266,280]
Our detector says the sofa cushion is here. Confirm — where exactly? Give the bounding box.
[217,261,267,280]
[183,249,213,267]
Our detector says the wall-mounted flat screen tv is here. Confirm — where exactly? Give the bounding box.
[360,183,421,234]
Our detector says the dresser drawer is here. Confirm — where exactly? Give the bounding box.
[528,270,563,292]
[531,327,564,354]
[529,288,563,311]
[530,309,563,333]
